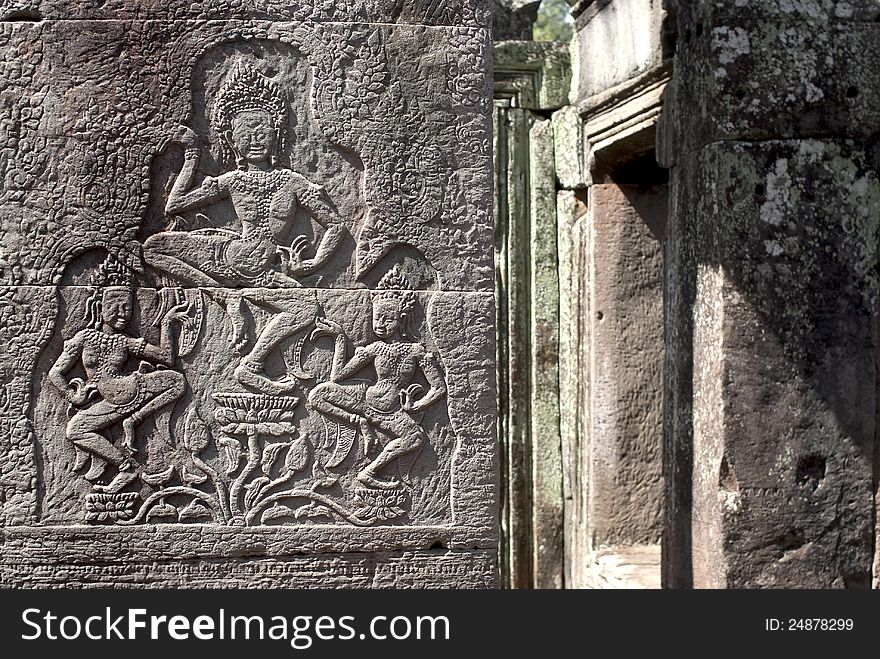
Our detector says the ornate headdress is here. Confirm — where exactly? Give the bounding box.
[211,61,288,168]
[374,265,418,339]
[90,254,133,288]
[85,254,134,329]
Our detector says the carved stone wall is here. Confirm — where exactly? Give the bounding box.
[0,0,497,588]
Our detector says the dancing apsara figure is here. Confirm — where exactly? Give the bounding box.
[49,263,189,493]
[144,61,344,394]
[308,267,446,489]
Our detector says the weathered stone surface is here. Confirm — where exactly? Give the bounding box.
[494,89,569,587]
[0,1,497,588]
[571,0,666,103]
[495,104,531,588]
[663,0,880,590]
[662,164,694,588]
[669,138,878,588]
[557,4,669,590]
[528,117,563,589]
[0,0,492,26]
[581,65,668,176]
[588,183,665,546]
[668,4,880,148]
[674,0,880,23]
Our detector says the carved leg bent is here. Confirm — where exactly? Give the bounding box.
[308,382,372,467]
[143,233,224,287]
[122,370,186,451]
[235,293,319,395]
[67,401,136,492]
[357,412,425,489]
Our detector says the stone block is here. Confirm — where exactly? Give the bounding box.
[0,1,497,587]
[669,7,880,148]
[493,41,572,111]
[0,545,499,588]
[528,117,563,588]
[677,1,880,24]
[586,544,661,589]
[572,0,666,103]
[678,139,878,587]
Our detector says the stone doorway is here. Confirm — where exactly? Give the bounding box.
[493,0,669,588]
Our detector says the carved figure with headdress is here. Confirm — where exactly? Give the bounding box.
[47,257,191,493]
[308,266,446,490]
[143,61,344,394]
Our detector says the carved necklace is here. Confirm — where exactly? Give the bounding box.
[373,340,415,379]
[85,329,128,353]
[229,169,291,237]
[84,329,129,375]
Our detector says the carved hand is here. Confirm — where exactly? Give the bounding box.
[173,125,199,149]
[164,300,193,329]
[292,258,319,275]
[311,317,344,340]
[67,377,98,407]
[280,235,315,275]
[400,383,424,413]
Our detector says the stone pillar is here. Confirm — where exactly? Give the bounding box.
[663,1,880,588]
[0,1,498,587]
[556,188,590,587]
[494,38,571,588]
[587,184,666,547]
[559,0,670,588]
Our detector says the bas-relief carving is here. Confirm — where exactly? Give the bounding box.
[0,13,495,569]
[0,286,57,524]
[0,22,493,291]
[32,54,467,527]
[142,61,445,528]
[145,62,345,290]
[38,268,456,528]
[48,268,188,497]
[308,271,447,492]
